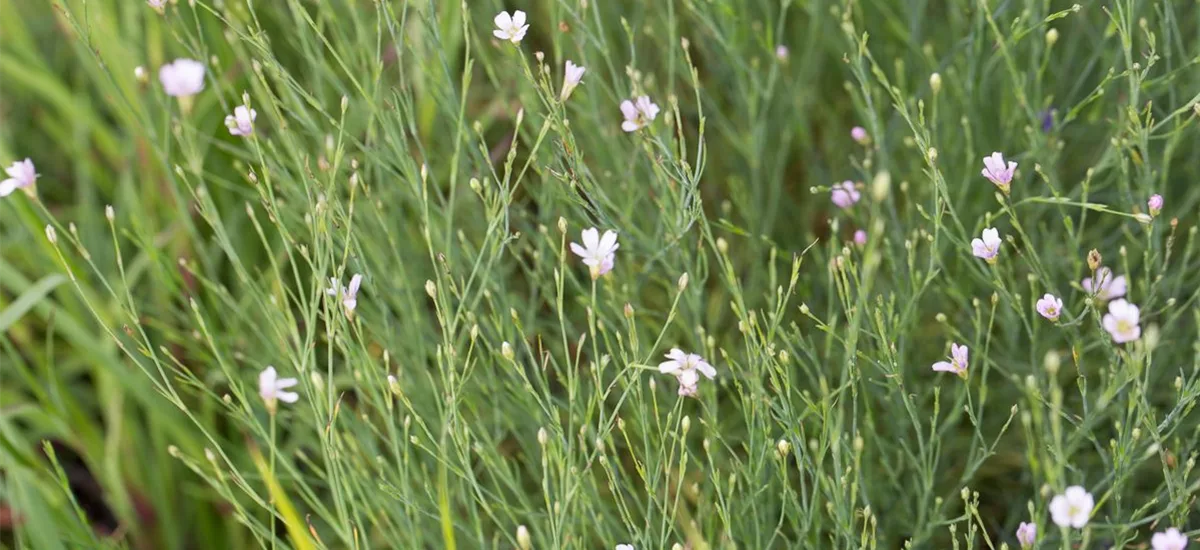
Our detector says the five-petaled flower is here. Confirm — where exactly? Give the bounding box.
[932,343,968,378]
[327,274,364,316]
[259,366,299,413]
[159,59,206,97]
[1082,267,1127,301]
[1049,486,1094,528]
[620,96,660,132]
[570,228,619,279]
[1148,194,1164,218]
[658,349,716,397]
[971,227,1002,263]
[1151,528,1188,550]
[560,60,586,101]
[1,158,38,198]
[225,105,257,137]
[1036,294,1063,322]
[492,10,529,44]
[981,152,1017,194]
[1016,522,1036,549]
[830,181,860,209]
[1102,299,1141,343]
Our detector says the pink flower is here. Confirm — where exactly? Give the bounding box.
[225,105,257,136]
[1148,194,1163,217]
[830,181,860,209]
[981,152,1017,193]
[159,58,206,97]
[1151,528,1188,550]
[1016,522,1036,548]
[658,349,716,397]
[1036,294,1063,321]
[932,343,968,378]
[1082,267,1126,301]
[971,228,1001,263]
[853,230,867,246]
[851,126,869,144]
[570,228,619,278]
[1102,299,1141,343]
[775,45,789,61]
[0,158,38,197]
[620,96,660,132]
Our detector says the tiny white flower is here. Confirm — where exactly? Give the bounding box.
[0,158,38,197]
[159,58,206,97]
[1151,527,1188,550]
[134,66,148,83]
[225,105,257,136]
[569,228,619,278]
[492,10,529,44]
[259,366,299,412]
[1102,299,1141,343]
[658,348,716,397]
[326,274,364,314]
[560,60,586,101]
[147,0,166,12]
[616,545,635,550]
[1048,485,1094,528]
[620,96,660,132]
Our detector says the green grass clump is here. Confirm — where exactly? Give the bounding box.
[3,0,1200,548]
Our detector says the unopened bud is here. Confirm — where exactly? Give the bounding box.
[425,280,436,298]
[502,341,514,361]
[929,72,942,94]
[1087,249,1102,271]
[677,272,689,291]
[1046,28,1059,46]
[516,525,532,550]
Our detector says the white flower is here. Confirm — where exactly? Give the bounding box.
[658,349,716,397]
[1102,299,1141,343]
[620,96,660,132]
[225,105,257,136]
[327,274,364,314]
[147,0,166,12]
[971,227,1002,263]
[1151,528,1188,550]
[569,228,619,278]
[616,545,635,550]
[259,366,299,412]
[0,158,38,197]
[1048,486,1094,528]
[560,60,586,101]
[492,10,529,44]
[159,58,206,97]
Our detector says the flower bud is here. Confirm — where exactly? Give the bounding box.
[516,525,532,550]
[502,341,515,361]
[929,72,942,94]
[1046,28,1059,46]
[1087,249,1102,271]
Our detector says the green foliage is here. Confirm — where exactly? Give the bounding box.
[2,0,1200,548]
